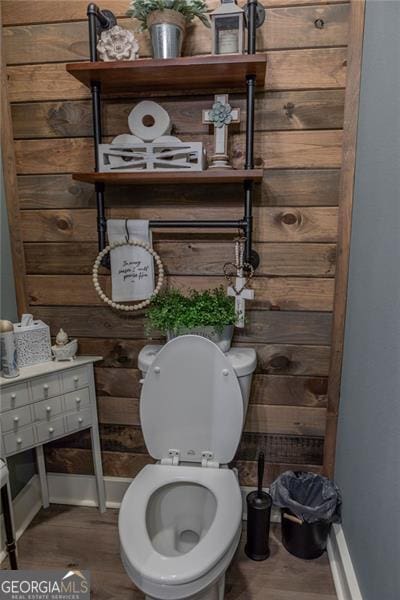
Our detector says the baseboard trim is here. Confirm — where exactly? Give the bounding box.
[0,474,42,563]
[328,523,363,600]
[47,473,131,508]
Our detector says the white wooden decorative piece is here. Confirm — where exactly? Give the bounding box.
[224,237,254,328]
[0,357,106,513]
[99,101,206,172]
[227,278,254,328]
[202,94,240,169]
[97,25,139,61]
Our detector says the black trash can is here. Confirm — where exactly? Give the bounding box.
[280,508,332,559]
[270,471,340,560]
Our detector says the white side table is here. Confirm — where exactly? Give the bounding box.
[0,357,106,512]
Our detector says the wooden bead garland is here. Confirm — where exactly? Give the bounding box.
[92,239,165,311]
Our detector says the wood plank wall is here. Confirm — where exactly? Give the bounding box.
[2,0,357,485]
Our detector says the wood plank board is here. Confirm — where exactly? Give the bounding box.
[17,170,341,207]
[266,47,347,90]
[23,241,336,277]
[93,368,328,407]
[14,130,343,173]
[78,338,330,375]
[98,396,140,427]
[19,207,338,243]
[10,91,345,139]
[43,446,155,477]
[26,274,334,311]
[95,368,142,399]
[255,344,330,376]
[251,374,328,406]
[245,404,326,436]
[7,49,347,102]
[32,306,332,344]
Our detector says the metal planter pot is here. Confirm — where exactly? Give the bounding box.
[166,325,234,352]
[147,9,186,59]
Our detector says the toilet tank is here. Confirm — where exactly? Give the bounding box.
[138,342,257,418]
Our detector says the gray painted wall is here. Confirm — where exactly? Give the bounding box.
[1,160,36,497]
[334,1,400,599]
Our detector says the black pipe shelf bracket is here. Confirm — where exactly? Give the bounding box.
[86,1,265,270]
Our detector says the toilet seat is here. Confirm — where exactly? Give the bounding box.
[140,335,244,465]
[119,463,242,586]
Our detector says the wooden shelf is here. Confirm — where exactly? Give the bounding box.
[66,55,267,94]
[72,170,264,185]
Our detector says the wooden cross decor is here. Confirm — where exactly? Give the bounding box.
[203,94,240,169]
[224,237,254,328]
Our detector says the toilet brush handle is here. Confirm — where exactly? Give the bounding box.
[258,452,265,498]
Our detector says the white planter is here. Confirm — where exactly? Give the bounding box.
[166,325,234,352]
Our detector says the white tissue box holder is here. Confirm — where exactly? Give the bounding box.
[13,320,52,368]
[98,141,206,172]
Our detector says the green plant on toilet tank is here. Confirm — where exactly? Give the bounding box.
[145,287,236,351]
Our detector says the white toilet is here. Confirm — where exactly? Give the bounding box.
[119,335,257,600]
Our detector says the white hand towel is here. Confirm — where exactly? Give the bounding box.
[107,219,155,302]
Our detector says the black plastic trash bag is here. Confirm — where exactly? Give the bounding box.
[270,471,341,524]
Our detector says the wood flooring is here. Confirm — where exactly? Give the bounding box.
[1,505,337,599]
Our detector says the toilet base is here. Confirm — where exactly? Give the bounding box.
[145,574,225,600]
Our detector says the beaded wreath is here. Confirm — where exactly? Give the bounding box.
[92,239,165,311]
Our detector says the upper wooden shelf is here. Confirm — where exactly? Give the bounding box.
[66,55,267,94]
[72,170,263,185]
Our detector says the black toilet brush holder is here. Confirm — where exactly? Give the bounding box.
[245,452,272,561]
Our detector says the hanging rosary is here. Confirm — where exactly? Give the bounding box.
[92,239,165,311]
[223,236,255,328]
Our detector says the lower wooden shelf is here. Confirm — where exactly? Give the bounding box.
[72,170,264,185]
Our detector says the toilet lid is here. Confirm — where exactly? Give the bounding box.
[140,335,243,465]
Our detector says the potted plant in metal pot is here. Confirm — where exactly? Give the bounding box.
[127,0,210,59]
[145,287,236,351]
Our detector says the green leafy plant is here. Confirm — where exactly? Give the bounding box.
[146,287,236,334]
[127,0,210,29]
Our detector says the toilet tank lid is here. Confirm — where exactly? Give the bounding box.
[139,343,256,377]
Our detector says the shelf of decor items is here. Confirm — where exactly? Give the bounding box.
[72,170,264,185]
[66,55,267,94]
[67,2,266,267]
